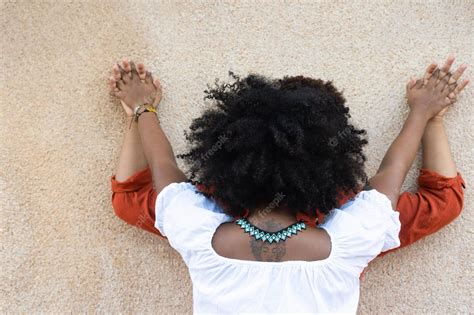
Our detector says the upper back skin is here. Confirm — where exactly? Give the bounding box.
[211,222,332,262]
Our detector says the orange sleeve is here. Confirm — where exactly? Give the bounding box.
[378,168,465,257]
[110,166,166,238]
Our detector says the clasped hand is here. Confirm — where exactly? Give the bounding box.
[406,55,469,121]
[108,57,162,117]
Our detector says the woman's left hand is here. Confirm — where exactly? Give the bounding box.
[109,58,163,115]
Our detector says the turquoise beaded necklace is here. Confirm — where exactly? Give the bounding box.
[235,218,306,244]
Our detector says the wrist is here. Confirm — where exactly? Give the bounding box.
[408,106,433,123]
[408,108,430,123]
[424,118,444,136]
[137,109,160,124]
[127,104,158,130]
[428,116,445,124]
[422,117,444,143]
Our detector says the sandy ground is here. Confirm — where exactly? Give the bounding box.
[1,0,473,313]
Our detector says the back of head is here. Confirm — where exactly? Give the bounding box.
[177,71,368,218]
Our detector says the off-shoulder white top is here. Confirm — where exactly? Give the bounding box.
[155,182,401,314]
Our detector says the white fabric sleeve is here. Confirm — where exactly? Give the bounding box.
[154,181,189,237]
[154,181,233,265]
[318,189,401,274]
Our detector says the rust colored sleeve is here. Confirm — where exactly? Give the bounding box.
[377,168,465,257]
[110,166,166,238]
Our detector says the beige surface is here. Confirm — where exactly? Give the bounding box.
[1,0,473,313]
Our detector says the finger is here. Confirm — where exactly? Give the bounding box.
[436,70,449,87]
[112,65,122,82]
[440,54,455,73]
[425,63,437,74]
[451,64,468,81]
[109,90,122,98]
[423,63,437,85]
[153,78,161,90]
[108,77,121,91]
[440,72,452,94]
[415,78,423,89]
[436,54,455,85]
[116,63,129,83]
[116,77,126,89]
[447,82,458,93]
[454,79,470,95]
[108,76,117,90]
[145,71,154,84]
[137,62,146,80]
[406,76,416,91]
[444,97,452,106]
[108,76,114,87]
[427,68,440,88]
[129,60,139,81]
[122,57,132,76]
[406,76,414,91]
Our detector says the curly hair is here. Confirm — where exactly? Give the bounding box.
[177,71,369,218]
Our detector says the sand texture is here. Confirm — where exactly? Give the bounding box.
[1,1,472,313]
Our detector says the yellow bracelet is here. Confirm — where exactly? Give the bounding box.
[135,104,157,122]
[129,104,158,129]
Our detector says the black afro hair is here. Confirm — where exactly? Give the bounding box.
[177,71,369,218]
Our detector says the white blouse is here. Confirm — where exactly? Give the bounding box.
[155,182,401,314]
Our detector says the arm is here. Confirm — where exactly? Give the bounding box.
[421,118,457,176]
[108,58,184,236]
[420,58,468,177]
[368,112,427,209]
[376,117,466,255]
[109,58,150,182]
[110,58,187,193]
[370,57,468,255]
[137,112,187,192]
[368,56,468,209]
[113,116,149,182]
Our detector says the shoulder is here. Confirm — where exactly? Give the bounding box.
[155,181,233,231]
[155,181,227,217]
[154,181,195,209]
[154,181,234,264]
[318,189,401,273]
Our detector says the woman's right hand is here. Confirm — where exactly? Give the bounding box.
[406,55,469,121]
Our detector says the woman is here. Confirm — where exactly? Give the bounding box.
[108,55,467,313]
